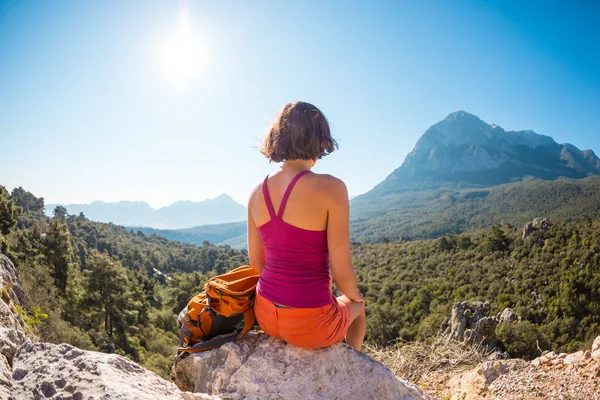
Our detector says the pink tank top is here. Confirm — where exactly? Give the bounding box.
[256,170,333,308]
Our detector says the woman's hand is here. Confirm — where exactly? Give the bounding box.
[350,290,364,303]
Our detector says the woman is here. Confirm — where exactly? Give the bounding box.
[247,101,366,351]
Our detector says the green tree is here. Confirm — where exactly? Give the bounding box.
[44,218,76,293]
[482,226,511,253]
[84,250,131,337]
[0,186,22,235]
[53,205,69,220]
[10,187,45,214]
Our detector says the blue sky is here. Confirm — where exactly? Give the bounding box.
[1,0,599,208]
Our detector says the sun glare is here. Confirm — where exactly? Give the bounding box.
[157,10,208,88]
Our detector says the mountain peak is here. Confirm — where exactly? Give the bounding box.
[367,112,600,195]
[444,110,481,121]
[212,194,235,202]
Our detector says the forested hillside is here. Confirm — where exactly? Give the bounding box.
[0,186,247,378]
[351,176,600,242]
[357,217,600,357]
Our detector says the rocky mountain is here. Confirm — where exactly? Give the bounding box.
[46,194,246,229]
[369,111,600,196]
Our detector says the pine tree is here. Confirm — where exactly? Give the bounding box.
[44,218,76,293]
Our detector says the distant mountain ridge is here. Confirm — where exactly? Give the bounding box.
[368,111,600,196]
[46,194,246,229]
[130,221,247,249]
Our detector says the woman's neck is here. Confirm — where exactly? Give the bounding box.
[280,159,314,173]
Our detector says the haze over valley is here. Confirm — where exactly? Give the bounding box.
[53,111,600,248]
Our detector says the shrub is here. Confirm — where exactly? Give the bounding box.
[496,321,549,359]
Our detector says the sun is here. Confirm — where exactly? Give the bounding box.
[157,11,208,88]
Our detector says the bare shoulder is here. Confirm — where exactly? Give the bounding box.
[308,173,348,201]
[247,179,265,207]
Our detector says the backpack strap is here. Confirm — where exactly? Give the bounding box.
[177,331,240,354]
[236,307,256,340]
[177,308,257,355]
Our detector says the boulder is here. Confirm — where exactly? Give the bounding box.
[444,301,499,349]
[497,308,516,324]
[11,341,188,400]
[172,332,430,400]
[448,359,531,400]
[563,350,584,365]
[592,335,600,353]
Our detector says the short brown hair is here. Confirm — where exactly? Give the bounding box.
[260,102,338,162]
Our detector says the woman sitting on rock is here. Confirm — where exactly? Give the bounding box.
[247,101,366,351]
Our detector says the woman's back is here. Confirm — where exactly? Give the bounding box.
[250,170,336,308]
[250,170,330,232]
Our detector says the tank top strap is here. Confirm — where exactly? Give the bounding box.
[277,170,311,219]
[262,175,276,219]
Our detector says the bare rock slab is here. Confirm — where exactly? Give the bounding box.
[172,332,430,400]
[12,341,184,400]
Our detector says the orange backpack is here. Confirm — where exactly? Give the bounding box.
[177,265,260,355]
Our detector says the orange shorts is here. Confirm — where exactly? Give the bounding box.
[254,292,351,349]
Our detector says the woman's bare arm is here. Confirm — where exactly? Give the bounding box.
[247,194,266,273]
[326,177,363,303]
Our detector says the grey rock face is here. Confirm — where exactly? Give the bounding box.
[370,111,600,195]
[12,342,185,400]
[444,301,512,350]
[498,308,517,324]
[172,332,430,400]
[522,217,552,239]
[0,254,27,399]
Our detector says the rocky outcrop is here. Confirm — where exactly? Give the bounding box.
[443,301,504,350]
[172,332,430,400]
[0,255,27,399]
[446,336,600,399]
[448,359,531,400]
[522,217,552,239]
[0,253,218,399]
[11,342,190,400]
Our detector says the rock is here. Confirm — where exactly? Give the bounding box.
[557,353,567,359]
[531,357,541,367]
[0,355,13,400]
[592,336,600,352]
[172,332,429,400]
[12,342,186,400]
[0,254,24,305]
[497,307,516,324]
[0,326,27,361]
[563,350,584,365]
[522,217,551,239]
[448,359,531,400]
[444,301,500,350]
[0,254,27,398]
[591,349,600,359]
